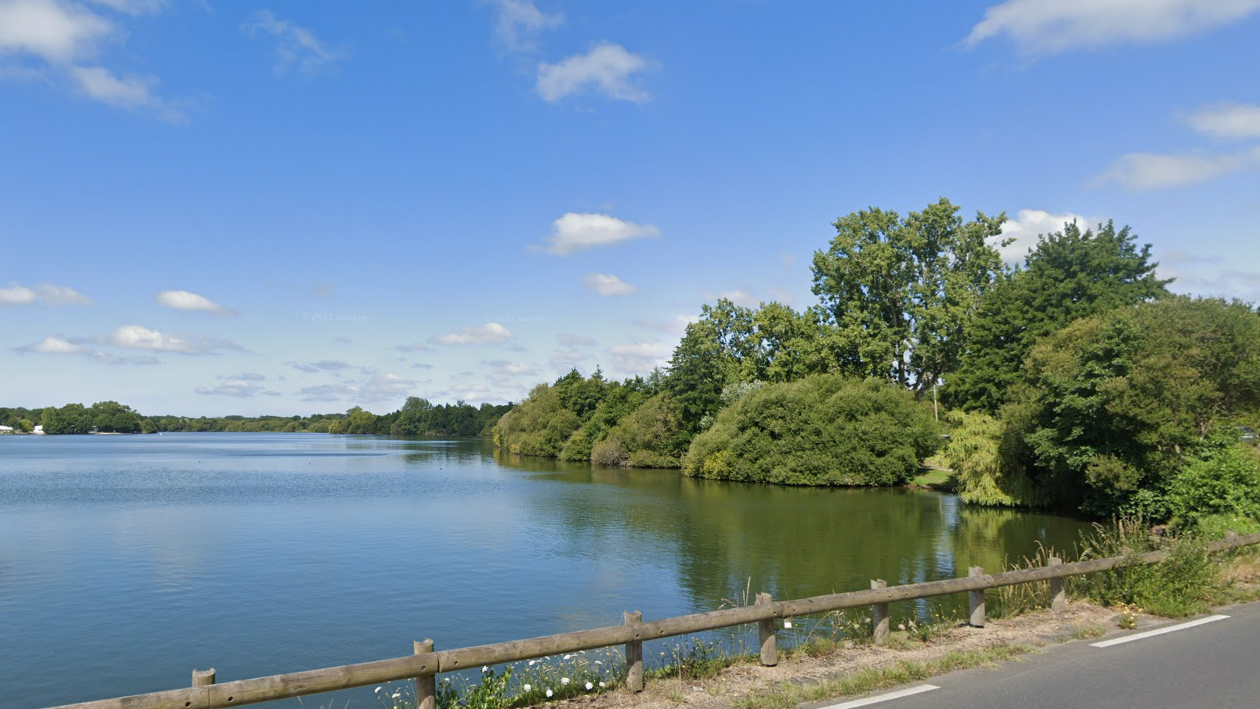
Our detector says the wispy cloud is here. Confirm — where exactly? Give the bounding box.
[0,282,91,306]
[108,324,242,355]
[288,360,352,373]
[635,314,698,335]
[536,42,652,103]
[242,10,346,75]
[1095,146,1260,191]
[156,289,235,315]
[431,322,513,346]
[490,0,562,52]
[195,376,275,397]
[965,0,1260,55]
[701,289,758,307]
[1182,102,1260,140]
[297,372,414,403]
[557,333,596,346]
[583,272,637,297]
[538,212,660,255]
[607,341,672,375]
[16,335,157,364]
[1159,248,1260,302]
[0,0,183,118]
[484,359,539,376]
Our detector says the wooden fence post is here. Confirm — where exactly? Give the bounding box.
[624,611,644,692]
[192,668,215,686]
[968,567,986,628]
[414,639,436,709]
[1048,558,1066,613]
[755,593,777,666]
[870,580,890,645]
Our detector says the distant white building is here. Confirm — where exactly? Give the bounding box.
[0,425,13,434]
[32,425,44,435]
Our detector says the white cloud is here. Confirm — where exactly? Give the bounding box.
[557,333,596,346]
[549,347,587,373]
[1159,249,1260,302]
[635,314,698,335]
[491,0,562,52]
[0,283,38,305]
[411,362,433,370]
[583,272,637,297]
[608,341,672,374]
[1095,146,1260,190]
[965,0,1260,54]
[395,342,431,352]
[19,335,89,355]
[297,371,414,404]
[195,379,268,398]
[994,209,1094,263]
[242,10,345,75]
[86,0,165,16]
[701,289,758,307]
[0,0,181,118]
[1183,103,1260,140]
[108,324,241,355]
[0,282,92,306]
[156,289,234,315]
[536,42,651,103]
[16,335,156,364]
[539,212,660,255]
[432,322,513,346]
[484,359,539,376]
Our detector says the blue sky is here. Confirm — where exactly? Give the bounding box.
[3,0,1260,416]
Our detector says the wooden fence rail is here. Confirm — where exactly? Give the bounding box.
[44,532,1260,709]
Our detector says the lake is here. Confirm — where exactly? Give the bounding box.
[0,434,1091,708]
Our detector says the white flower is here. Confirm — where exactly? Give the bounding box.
[563,654,572,660]
[599,682,606,688]
[546,689,554,698]
[523,684,532,692]
[561,677,570,685]
[392,693,401,699]
[585,682,594,691]
[482,666,489,673]
[375,687,382,694]
[529,660,537,666]
[594,661,602,666]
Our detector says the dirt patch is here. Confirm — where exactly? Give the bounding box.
[542,603,1121,709]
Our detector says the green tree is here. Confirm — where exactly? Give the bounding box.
[811,198,1006,396]
[1004,297,1260,515]
[946,220,1170,414]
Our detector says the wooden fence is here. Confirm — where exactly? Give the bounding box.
[43,531,1260,709]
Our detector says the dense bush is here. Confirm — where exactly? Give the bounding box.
[682,375,940,486]
[1078,519,1219,618]
[1165,442,1260,532]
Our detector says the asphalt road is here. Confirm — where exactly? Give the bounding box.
[820,602,1260,709]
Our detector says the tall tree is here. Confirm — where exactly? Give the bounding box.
[811,198,1006,395]
[945,221,1170,414]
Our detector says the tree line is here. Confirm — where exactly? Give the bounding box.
[1,399,513,437]
[493,197,1260,529]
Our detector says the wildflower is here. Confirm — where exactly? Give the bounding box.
[898,623,906,631]
[561,677,569,685]
[375,687,382,694]
[585,682,594,691]
[523,684,532,692]
[529,660,537,666]
[392,693,401,699]
[563,654,572,660]
[482,666,489,673]
[594,661,602,666]
[546,689,553,698]
[599,682,606,688]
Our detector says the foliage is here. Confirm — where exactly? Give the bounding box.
[1077,518,1220,618]
[683,375,940,486]
[946,220,1170,414]
[1001,297,1260,516]
[492,383,581,457]
[1165,442,1260,532]
[811,198,1007,396]
[38,401,144,434]
[600,394,689,467]
[943,410,1043,507]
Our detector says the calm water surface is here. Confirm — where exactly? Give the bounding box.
[0,434,1090,708]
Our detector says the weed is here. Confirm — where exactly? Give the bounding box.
[1076,517,1220,618]
[1115,603,1141,630]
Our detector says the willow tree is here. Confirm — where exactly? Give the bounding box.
[811,198,1007,396]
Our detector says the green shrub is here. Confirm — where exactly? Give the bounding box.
[1077,519,1220,618]
[682,375,939,486]
[1165,444,1260,532]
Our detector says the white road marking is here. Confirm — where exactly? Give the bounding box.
[1091,614,1230,648]
[818,684,940,709]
